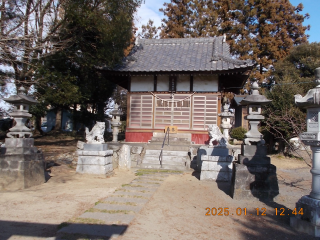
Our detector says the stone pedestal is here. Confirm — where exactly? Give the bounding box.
[76,144,113,175]
[199,145,234,182]
[233,145,278,200]
[83,143,108,151]
[0,138,45,191]
[200,155,233,181]
[290,195,320,237]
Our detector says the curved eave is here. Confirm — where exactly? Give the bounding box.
[4,95,38,104]
[101,66,253,76]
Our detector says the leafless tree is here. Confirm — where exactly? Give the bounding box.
[0,0,71,91]
[264,107,311,167]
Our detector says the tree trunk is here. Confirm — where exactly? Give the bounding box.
[34,116,44,135]
[97,102,105,122]
[55,107,62,131]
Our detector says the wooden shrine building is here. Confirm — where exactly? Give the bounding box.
[101,36,254,144]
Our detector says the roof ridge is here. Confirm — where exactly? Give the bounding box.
[138,37,220,45]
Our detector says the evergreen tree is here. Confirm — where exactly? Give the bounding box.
[159,0,310,80]
[32,0,141,131]
[189,0,218,37]
[139,20,159,39]
[216,0,310,80]
[263,42,320,152]
[160,0,193,38]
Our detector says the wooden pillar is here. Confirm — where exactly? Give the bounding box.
[128,76,131,92]
[190,75,193,92]
[154,75,157,91]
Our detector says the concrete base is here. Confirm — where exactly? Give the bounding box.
[200,155,234,182]
[0,138,45,191]
[233,144,278,200]
[196,146,229,171]
[76,150,113,174]
[290,195,320,237]
[232,162,278,200]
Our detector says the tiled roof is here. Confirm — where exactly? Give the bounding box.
[113,36,254,72]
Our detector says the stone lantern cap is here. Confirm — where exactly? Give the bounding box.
[295,67,320,108]
[110,103,123,116]
[240,80,271,106]
[4,87,38,105]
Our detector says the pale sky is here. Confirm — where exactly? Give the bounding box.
[136,0,320,43]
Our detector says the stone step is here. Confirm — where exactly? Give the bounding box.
[145,145,190,151]
[148,141,191,147]
[152,132,191,141]
[113,190,153,197]
[79,212,135,225]
[140,163,187,171]
[145,149,189,156]
[143,155,188,164]
[151,137,190,142]
[94,203,143,213]
[103,196,149,204]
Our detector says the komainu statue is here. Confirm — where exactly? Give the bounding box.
[85,122,105,144]
[207,124,227,147]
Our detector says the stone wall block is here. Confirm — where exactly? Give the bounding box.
[0,160,9,169]
[112,152,119,169]
[5,138,34,148]
[77,141,85,150]
[131,146,143,154]
[0,159,45,190]
[76,164,111,175]
[9,161,19,169]
[24,160,46,188]
[200,171,216,180]
[77,156,112,165]
[119,144,131,170]
[5,147,38,155]
[77,150,113,157]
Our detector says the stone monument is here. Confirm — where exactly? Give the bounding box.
[200,124,234,182]
[291,67,320,237]
[76,122,113,175]
[110,103,123,142]
[218,103,234,140]
[232,79,278,200]
[0,87,45,190]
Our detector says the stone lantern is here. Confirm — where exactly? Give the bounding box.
[240,79,271,145]
[291,67,320,237]
[233,79,278,200]
[0,87,45,190]
[4,86,38,138]
[218,103,234,140]
[110,103,123,142]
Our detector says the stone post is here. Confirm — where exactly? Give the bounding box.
[291,67,320,237]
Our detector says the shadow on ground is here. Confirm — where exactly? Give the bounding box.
[235,200,318,240]
[0,220,128,240]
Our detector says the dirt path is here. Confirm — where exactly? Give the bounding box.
[0,167,136,240]
[0,138,315,239]
[118,158,312,240]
